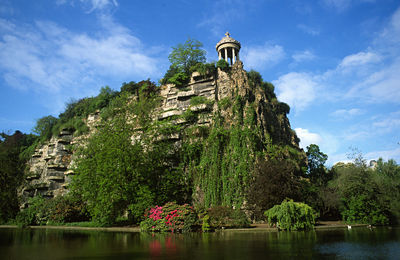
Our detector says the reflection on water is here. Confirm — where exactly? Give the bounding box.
[0,227,399,259]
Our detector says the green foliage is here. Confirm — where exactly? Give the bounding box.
[168,38,206,75]
[33,115,58,141]
[162,39,206,86]
[207,206,250,229]
[0,131,35,223]
[190,96,206,106]
[341,195,389,225]
[217,97,232,110]
[201,214,212,232]
[193,102,263,209]
[191,62,216,76]
[71,91,189,226]
[216,59,229,72]
[328,159,394,225]
[247,159,302,220]
[182,109,197,122]
[247,70,263,88]
[51,86,118,137]
[46,196,90,224]
[71,100,153,225]
[140,202,197,232]
[264,200,317,231]
[15,195,89,227]
[278,102,290,114]
[306,144,329,183]
[168,72,190,87]
[15,196,47,227]
[261,82,276,100]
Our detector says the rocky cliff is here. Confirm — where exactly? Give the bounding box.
[22,61,304,206]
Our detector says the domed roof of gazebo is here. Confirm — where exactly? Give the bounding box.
[216,32,241,51]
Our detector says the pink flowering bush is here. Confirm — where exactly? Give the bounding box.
[140,202,197,232]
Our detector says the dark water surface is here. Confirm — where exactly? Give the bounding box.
[1,227,399,259]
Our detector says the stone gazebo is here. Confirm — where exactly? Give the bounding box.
[216,32,241,65]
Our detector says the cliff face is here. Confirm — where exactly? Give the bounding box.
[22,61,304,205]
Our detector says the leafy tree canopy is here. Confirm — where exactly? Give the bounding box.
[168,38,206,74]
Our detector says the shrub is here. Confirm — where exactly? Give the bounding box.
[15,196,48,227]
[264,200,317,231]
[207,206,250,229]
[278,102,290,114]
[216,59,229,72]
[168,72,190,87]
[190,96,208,106]
[247,70,262,87]
[341,195,389,225]
[190,62,216,76]
[15,196,90,227]
[47,196,90,224]
[140,202,197,232]
[202,214,212,232]
[261,82,276,100]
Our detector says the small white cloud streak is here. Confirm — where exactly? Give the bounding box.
[242,43,285,70]
[331,108,363,118]
[338,51,381,69]
[297,24,320,36]
[292,50,316,63]
[56,0,118,12]
[365,148,400,162]
[322,0,351,11]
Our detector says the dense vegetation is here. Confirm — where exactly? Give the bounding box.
[0,131,36,223]
[301,146,400,225]
[1,39,399,230]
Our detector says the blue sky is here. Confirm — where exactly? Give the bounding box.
[1,0,399,165]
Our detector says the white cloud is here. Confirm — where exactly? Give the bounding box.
[331,108,363,118]
[292,50,316,63]
[365,148,400,162]
[345,57,400,103]
[322,0,351,11]
[295,128,323,149]
[0,17,161,113]
[56,0,118,13]
[338,51,381,69]
[372,111,400,130]
[297,24,320,36]
[322,0,376,12]
[273,72,317,112]
[379,6,400,45]
[242,43,285,70]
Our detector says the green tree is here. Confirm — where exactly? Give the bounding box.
[33,115,58,141]
[329,162,389,225]
[306,144,329,184]
[71,90,188,225]
[168,38,206,74]
[247,159,302,220]
[0,131,35,223]
[71,94,154,225]
[264,200,317,231]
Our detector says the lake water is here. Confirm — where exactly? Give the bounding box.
[1,226,399,259]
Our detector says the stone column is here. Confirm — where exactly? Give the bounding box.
[219,51,222,60]
[232,48,236,64]
[224,48,228,63]
[237,51,240,61]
